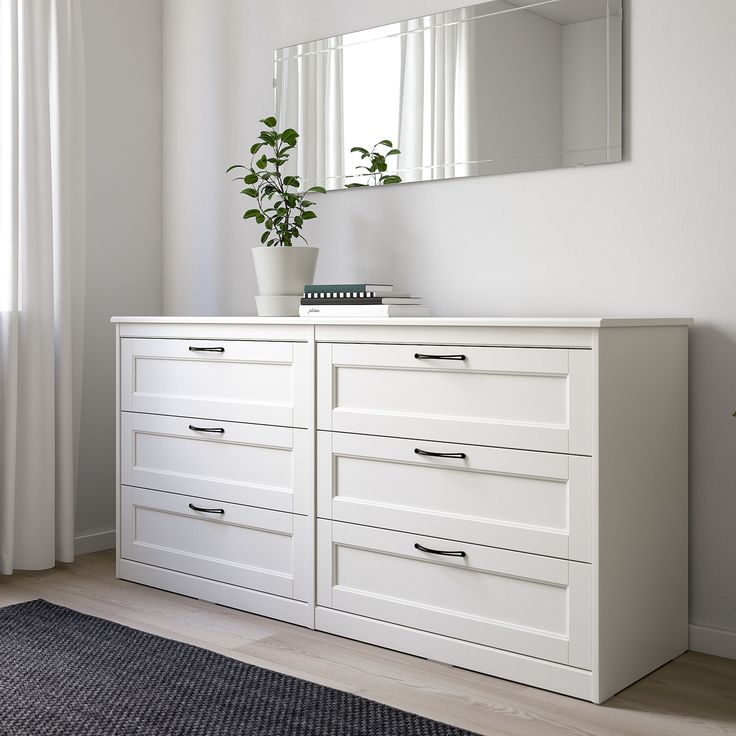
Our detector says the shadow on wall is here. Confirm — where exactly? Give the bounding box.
[687,321,736,630]
[344,191,405,286]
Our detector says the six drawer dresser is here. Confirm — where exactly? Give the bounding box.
[113,316,691,703]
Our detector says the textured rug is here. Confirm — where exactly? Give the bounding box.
[0,599,478,736]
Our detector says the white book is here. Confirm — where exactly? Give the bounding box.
[299,304,431,318]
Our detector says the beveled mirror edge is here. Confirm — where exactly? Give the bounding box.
[273,0,623,62]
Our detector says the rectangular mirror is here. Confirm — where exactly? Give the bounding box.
[274,0,622,190]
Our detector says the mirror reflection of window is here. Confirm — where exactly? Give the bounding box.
[342,25,402,186]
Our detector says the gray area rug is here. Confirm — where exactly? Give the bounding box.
[0,599,478,735]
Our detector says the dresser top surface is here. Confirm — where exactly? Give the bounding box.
[111,316,693,328]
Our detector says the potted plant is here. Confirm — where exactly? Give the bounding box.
[228,117,325,316]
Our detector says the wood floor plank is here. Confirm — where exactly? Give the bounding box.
[1,552,735,736]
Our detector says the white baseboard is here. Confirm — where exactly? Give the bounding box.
[74,530,115,556]
[689,624,736,660]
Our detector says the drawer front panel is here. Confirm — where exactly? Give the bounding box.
[317,432,591,561]
[122,413,310,514]
[317,520,592,668]
[317,343,592,454]
[121,338,309,427]
[121,486,309,601]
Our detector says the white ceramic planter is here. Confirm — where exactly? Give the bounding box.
[252,246,319,316]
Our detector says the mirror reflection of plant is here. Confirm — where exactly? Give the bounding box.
[346,140,403,188]
[227,117,326,246]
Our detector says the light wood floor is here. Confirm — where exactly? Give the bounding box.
[1,551,734,736]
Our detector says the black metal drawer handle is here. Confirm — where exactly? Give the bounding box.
[414,542,466,558]
[188,425,225,434]
[188,346,225,353]
[414,353,466,361]
[414,448,466,459]
[188,503,225,515]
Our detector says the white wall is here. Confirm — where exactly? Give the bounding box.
[162,0,228,315]
[161,0,736,648]
[76,0,163,550]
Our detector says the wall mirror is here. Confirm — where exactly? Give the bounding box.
[274,0,622,190]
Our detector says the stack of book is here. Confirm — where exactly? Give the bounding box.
[299,283,430,317]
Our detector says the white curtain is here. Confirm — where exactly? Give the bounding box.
[398,9,477,182]
[275,36,344,189]
[0,0,85,574]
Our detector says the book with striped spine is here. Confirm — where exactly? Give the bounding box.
[300,296,422,306]
[303,283,394,298]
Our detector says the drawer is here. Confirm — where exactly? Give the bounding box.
[121,486,309,601]
[317,520,591,668]
[121,338,309,427]
[317,343,592,454]
[122,413,310,514]
[317,432,591,561]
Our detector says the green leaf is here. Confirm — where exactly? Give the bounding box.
[243,209,261,219]
[301,211,317,220]
[386,149,401,156]
[242,187,258,198]
[250,143,263,154]
[305,186,326,194]
[376,139,393,147]
[345,182,369,188]
[283,175,300,188]
[256,156,267,170]
[243,173,259,184]
[294,216,304,226]
[226,164,245,173]
[350,146,369,155]
[260,231,270,244]
[260,116,278,128]
[255,213,265,224]
[380,175,402,185]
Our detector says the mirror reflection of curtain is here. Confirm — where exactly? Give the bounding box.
[275,37,344,189]
[398,9,477,182]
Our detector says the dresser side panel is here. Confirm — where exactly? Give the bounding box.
[595,326,689,702]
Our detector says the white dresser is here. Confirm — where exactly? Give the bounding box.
[113,316,690,703]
